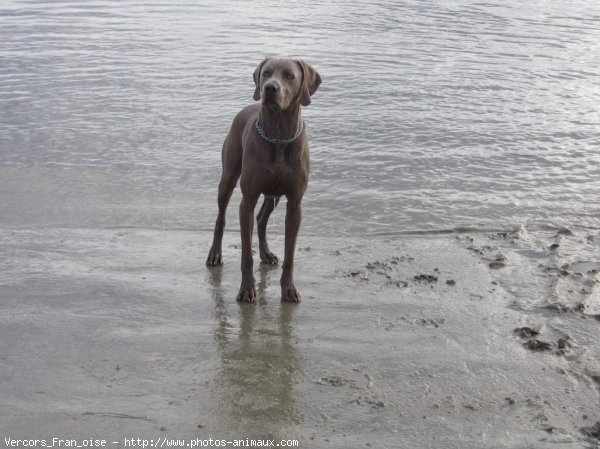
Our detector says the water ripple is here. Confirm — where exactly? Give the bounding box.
[1,0,599,234]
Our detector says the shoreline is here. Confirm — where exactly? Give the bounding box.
[0,227,598,447]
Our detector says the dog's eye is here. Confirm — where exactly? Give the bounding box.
[262,71,271,78]
[286,73,295,80]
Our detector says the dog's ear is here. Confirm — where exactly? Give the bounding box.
[253,58,269,101]
[297,61,322,107]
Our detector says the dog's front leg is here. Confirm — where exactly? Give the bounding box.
[281,198,302,302]
[237,194,259,303]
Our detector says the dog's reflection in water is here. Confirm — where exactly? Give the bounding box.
[206,265,301,440]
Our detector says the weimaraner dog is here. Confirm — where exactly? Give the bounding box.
[206,57,322,303]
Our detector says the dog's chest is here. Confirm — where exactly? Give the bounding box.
[262,146,298,176]
[257,148,305,194]
[261,158,294,180]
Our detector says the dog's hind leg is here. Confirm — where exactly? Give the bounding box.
[257,195,281,264]
[206,167,240,266]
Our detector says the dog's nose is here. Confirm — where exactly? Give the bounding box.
[264,82,280,95]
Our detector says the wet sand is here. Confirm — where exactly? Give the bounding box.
[1,228,598,448]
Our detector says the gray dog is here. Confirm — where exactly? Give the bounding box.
[206,57,322,303]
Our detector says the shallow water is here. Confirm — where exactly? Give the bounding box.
[2,0,599,236]
[2,0,599,317]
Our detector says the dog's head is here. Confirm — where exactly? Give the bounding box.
[253,57,321,109]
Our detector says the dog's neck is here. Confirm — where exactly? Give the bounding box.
[259,102,303,141]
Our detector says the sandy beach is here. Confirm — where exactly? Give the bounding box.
[1,227,598,448]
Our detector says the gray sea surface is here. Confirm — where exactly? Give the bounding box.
[2,0,599,235]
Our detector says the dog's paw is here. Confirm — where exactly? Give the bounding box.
[206,246,223,266]
[281,283,301,303]
[260,250,279,265]
[237,282,257,303]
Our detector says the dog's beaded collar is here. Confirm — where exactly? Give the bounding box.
[255,119,304,144]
